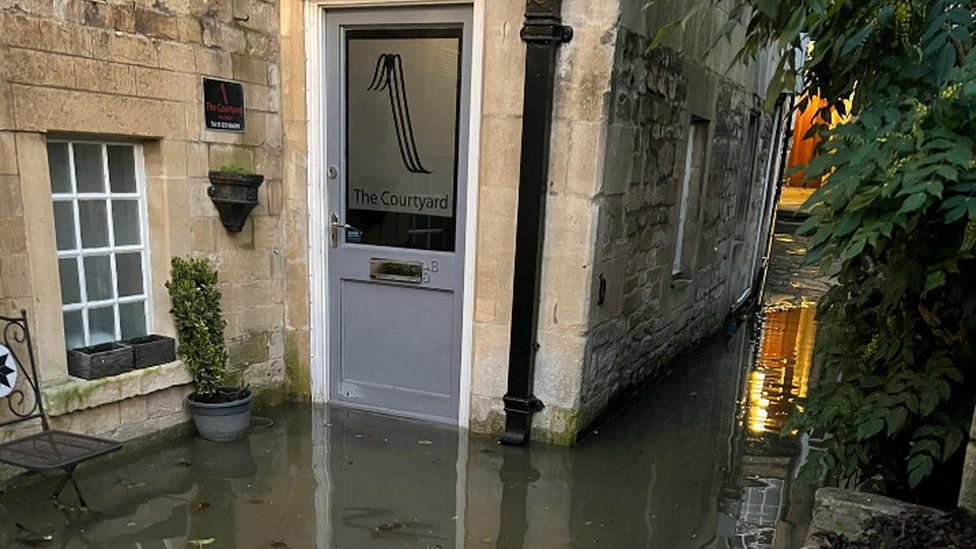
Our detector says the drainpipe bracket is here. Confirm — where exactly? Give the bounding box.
[520,22,573,44]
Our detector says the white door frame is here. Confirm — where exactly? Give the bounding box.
[305,0,484,428]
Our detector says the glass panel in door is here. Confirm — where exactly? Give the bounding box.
[345,29,462,251]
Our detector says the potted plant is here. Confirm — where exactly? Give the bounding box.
[166,257,252,442]
[207,165,264,233]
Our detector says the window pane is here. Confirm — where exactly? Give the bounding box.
[84,255,114,301]
[116,253,144,297]
[79,200,109,248]
[112,201,141,246]
[47,142,72,194]
[120,301,147,340]
[53,201,77,251]
[108,145,137,193]
[88,307,116,345]
[58,258,81,304]
[73,144,105,193]
[63,310,85,350]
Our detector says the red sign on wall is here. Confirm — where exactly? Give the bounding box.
[203,77,245,132]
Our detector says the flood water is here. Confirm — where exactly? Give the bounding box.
[0,309,818,549]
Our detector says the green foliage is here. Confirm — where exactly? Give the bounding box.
[166,257,228,398]
[216,164,256,176]
[652,0,976,496]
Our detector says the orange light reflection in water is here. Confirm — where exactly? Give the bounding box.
[747,306,817,435]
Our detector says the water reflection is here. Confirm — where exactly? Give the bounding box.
[728,305,818,549]
[0,322,817,548]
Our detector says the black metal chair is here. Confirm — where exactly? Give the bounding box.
[0,310,121,530]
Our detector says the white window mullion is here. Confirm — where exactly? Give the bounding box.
[135,144,154,335]
[102,143,123,341]
[67,143,92,347]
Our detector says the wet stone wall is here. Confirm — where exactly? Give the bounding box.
[581,26,775,429]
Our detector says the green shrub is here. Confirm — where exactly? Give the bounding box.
[166,257,228,399]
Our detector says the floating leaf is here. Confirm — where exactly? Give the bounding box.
[17,535,53,547]
[192,501,211,512]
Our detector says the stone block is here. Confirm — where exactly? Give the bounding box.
[0,218,26,254]
[0,175,22,218]
[541,258,592,331]
[192,217,216,252]
[232,54,270,85]
[202,19,246,53]
[157,41,197,72]
[135,7,179,40]
[245,29,278,61]
[135,67,197,102]
[535,332,585,409]
[148,386,186,418]
[565,121,606,197]
[209,144,254,170]
[603,124,636,195]
[0,133,17,175]
[93,30,158,67]
[1,49,75,88]
[178,16,204,44]
[234,0,278,36]
[961,440,976,511]
[245,84,273,113]
[195,47,234,78]
[481,0,527,117]
[252,215,279,249]
[12,86,185,139]
[0,254,31,297]
[804,488,940,548]
[72,59,139,97]
[191,0,233,21]
[544,194,597,261]
[186,142,210,178]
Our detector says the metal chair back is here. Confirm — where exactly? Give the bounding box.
[0,311,49,431]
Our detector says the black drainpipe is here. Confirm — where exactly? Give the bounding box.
[501,0,573,446]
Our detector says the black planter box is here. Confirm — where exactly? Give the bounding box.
[122,335,176,369]
[67,343,134,380]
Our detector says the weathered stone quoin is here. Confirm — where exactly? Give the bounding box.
[0,0,781,445]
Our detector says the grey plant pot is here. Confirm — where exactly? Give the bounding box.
[187,391,253,442]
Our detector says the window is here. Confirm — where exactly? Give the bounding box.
[47,141,152,350]
[673,120,709,276]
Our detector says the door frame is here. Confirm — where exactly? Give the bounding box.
[305,0,484,428]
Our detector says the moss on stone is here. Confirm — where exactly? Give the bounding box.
[250,383,287,413]
[45,377,107,416]
[542,406,581,446]
[228,331,270,367]
[284,330,310,400]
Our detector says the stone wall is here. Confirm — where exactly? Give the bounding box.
[468,0,620,442]
[0,0,291,442]
[578,9,778,430]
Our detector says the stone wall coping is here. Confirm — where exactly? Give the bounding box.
[802,487,942,548]
[41,360,194,417]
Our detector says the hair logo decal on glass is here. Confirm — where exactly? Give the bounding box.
[367,54,433,175]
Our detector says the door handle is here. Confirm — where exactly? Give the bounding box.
[330,213,360,247]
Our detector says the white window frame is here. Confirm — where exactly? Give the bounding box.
[49,139,153,348]
[673,131,696,276]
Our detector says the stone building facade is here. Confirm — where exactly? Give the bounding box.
[0,0,782,445]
